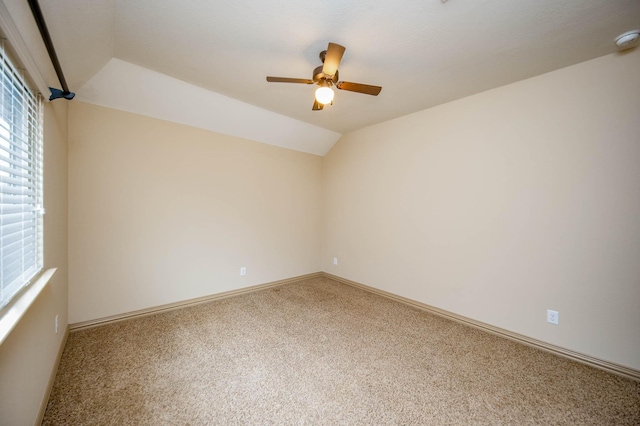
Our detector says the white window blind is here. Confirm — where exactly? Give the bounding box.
[0,39,43,309]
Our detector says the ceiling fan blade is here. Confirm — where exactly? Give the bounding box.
[266,77,314,84]
[322,43,345,77]
[336,81,382,96]
[312,99,324,111]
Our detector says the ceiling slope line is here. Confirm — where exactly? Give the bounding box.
[76,58,342,156]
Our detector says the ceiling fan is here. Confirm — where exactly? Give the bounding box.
[266,42,382,111]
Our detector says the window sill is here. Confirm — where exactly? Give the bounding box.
[0,268,57,345]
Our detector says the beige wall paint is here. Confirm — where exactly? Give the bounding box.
[322,50,640,370]
[68,102,322,324]
[0,100,69,425]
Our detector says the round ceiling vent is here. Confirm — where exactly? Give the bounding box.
[615,30,640,50]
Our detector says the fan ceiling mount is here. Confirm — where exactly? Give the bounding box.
[266,42,382,111]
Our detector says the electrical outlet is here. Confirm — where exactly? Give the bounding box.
[240,267,246,276]
[55,315,59,333]
[547,309,559,325]
[333,257,338,266]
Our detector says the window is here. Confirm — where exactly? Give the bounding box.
[0,39,43,308]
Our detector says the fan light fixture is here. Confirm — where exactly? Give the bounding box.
[266,42,382,111]
[316,86,334,105]
[315,85,334,105]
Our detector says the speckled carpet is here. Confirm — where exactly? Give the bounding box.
[43,276,639,425]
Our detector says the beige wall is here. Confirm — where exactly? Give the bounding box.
[68,102,322,324]
[0,100,69,425]
[322,50,640,370]
[0,37,636,426]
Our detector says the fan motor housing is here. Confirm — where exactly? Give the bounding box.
[313,66,339,84]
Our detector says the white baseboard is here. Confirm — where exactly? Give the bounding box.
[70,272,323,332]
[36,325,69,426]
[322,272,640,382]
[67,271,639,382]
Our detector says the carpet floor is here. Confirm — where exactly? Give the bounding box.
[43,276,639,425]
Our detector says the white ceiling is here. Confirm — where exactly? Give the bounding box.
[40,0,639,139]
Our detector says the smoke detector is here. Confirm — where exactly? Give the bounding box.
[615,30,640,50]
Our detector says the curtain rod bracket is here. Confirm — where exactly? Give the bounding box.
[49,87,75,101]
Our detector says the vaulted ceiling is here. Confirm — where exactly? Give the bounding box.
[37,0,640,153]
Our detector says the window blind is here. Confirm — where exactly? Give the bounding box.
[0,39,43,308]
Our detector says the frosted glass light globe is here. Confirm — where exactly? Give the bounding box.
[315,86,334,104]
